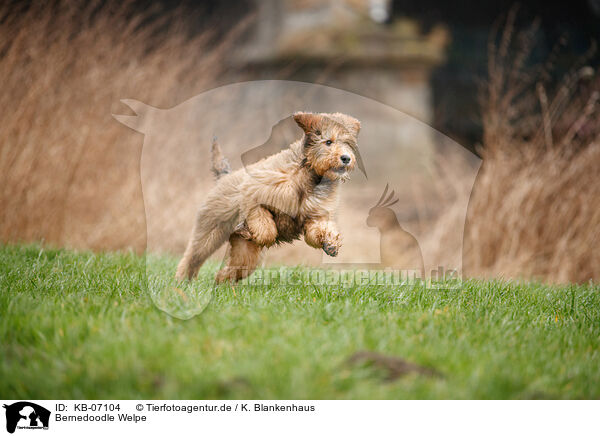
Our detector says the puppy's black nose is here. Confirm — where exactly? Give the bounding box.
[340,155,351,165]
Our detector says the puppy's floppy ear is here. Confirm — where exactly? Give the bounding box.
[346,117,361,136]
[339,114,361,136]
[293,112,322,134]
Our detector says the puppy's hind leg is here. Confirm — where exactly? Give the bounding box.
[176,221,231,281]
[215,234,263,283]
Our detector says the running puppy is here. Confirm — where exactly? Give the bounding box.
[176,112,361,283]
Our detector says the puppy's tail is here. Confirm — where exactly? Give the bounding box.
[211,136,231,179]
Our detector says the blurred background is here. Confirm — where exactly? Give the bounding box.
[1,0,599,283]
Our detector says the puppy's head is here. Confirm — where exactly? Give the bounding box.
[294,112,360,181]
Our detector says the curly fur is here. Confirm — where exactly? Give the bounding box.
[176,112,361,283]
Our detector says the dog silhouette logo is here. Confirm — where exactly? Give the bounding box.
[3,402,50,433]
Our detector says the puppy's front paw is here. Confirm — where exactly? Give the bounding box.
[322,233,341,257]
[322,242,339,257]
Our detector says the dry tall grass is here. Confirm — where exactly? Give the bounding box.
[0,1,240,251]
[463,9,600,283]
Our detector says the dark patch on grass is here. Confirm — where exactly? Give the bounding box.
[347,351,442,381]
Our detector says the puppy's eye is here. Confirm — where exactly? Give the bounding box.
[325,140,333,145]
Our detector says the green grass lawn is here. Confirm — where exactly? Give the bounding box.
[1,244,599,399]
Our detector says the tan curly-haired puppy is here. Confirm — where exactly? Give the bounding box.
[176,112,361,283]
